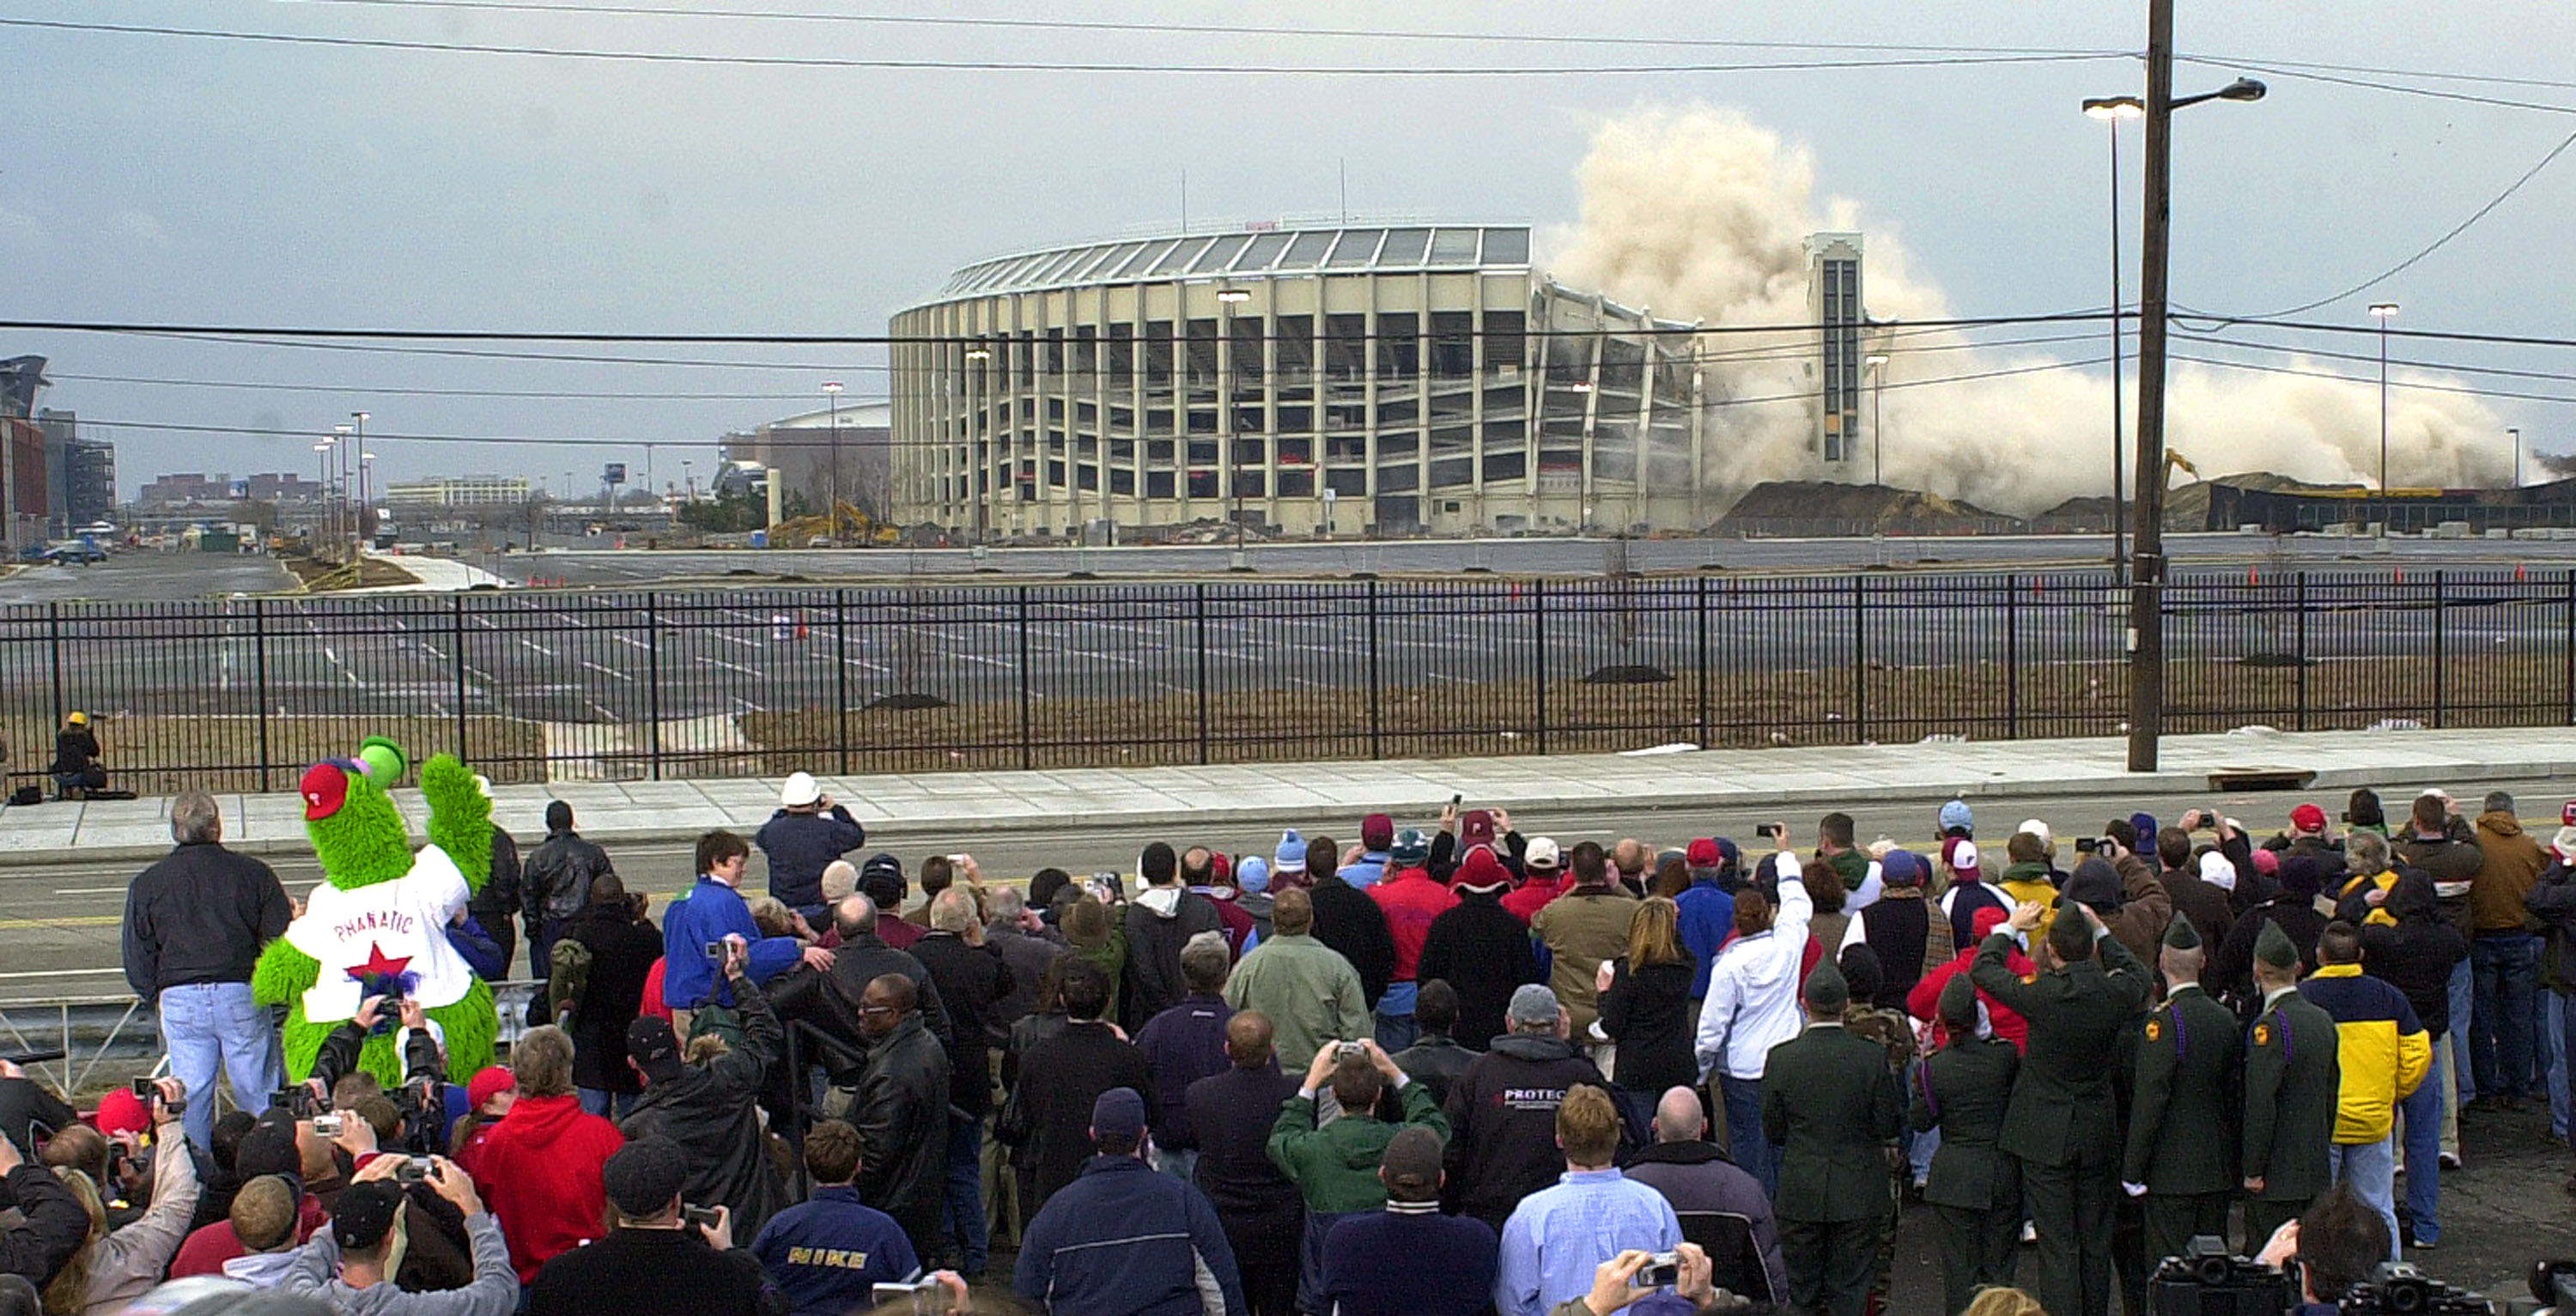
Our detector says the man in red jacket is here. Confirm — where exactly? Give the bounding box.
[1906,906,2032,1053]
[459,1024,625,1282]
[1368,831,1462,1051]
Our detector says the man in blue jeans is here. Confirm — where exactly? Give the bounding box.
[121,790,292,1149]
[2470,792,2549,1109]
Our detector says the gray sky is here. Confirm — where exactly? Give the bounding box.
[5,0,2572,497]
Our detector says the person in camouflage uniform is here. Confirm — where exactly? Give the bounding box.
[1838,944,1922,1316]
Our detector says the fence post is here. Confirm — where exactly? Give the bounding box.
[44,603,63,734]
[1365,579,1382,761]
[2432,569,2447,729]
[1850,576,1867,743]
[450,594,469,762]
[1695,574,1710,747]
[1533,579,1549,755]
[2005,575,2020,740]
[2295,572,2311,732]
[2566,570,2576,728]
[1194,583,1211,765]
[645,593,663,781]
[1016,586,1034,772]
[833,589,851,778]
[252,599,272,793]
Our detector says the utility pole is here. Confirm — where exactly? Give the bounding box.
[2127,0,2175,773]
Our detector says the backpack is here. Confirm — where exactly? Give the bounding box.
[546,937,592,1023]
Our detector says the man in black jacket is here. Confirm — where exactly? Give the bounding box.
[522,801,617,976]
[1121,841,1224,1033]
[1442,984,1613,1233]
[621,941,789,1237]
[774,894,954,1086]
[0,1106,88,1287]
[1305,838,1395,1014]
[527,1137,778,1316]
[998,958,1153,1215]
[843,973,950,1267]
[1186,1011,1302,1316]
[565,874,664,1119]
[121,790,291,1150]
[1386,979,1478,1109]
[1417,863,1543,1049]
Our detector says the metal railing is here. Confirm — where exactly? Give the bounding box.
[0,569,2562,787]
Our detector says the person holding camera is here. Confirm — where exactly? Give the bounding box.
[528,1137,777,1316]
[45,1076,200,1316]
[278,1154,515,1316]
[623,937,788,1239]
[1267,1039,1449,1315]
[2250,1184,2395,1315]
[1496,1086,1680,1316]
[663,831,831,1039]
[0,1071,100,1292]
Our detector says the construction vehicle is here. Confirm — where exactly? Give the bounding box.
[769,499,898,547]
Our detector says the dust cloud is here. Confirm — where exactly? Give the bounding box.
[1542,106,2511,516]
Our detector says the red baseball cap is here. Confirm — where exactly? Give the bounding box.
[94,1087,150,1137]
[1686,838,1721,867]
[300,761,353,822]
[2251,847,2281,876]
[1460,810,1497,850]
[466,1065,514,1112]
[2562,800,2576,828]
[2290,804,2328,834]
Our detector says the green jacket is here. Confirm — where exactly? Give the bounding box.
[1266,1080,1449,1214]
[2242,987,2342,1203]
[1911,1035,2020,1211]
[1969,926,2151,1167]
[1223,933,1370,1071]
[1762,1023,1902,1224]
[2121,982,2242,1193]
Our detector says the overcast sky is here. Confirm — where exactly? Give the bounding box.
[5,1,2571,497]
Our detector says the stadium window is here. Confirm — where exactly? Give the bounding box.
[1278,469,1315,498]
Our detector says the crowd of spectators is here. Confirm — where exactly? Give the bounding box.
[1,780,2564,1316]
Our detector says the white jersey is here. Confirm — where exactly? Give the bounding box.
[285,843,476,1022]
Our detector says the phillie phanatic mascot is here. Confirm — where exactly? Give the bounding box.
[252,737,500,1085]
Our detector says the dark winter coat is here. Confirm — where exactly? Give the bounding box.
[1442,1033,1613,1229]
[1620,1140,1789,1304]
[997,1021,1154,1213]
[845,1013,950,1230]
[121,840,291,997]
[1598,955,1698,1095]
[754,806,867,912]
[1185,1064,1302,1271]
[522,829,616,929]
[2358,873,2470,1036]
[1309,877,1397,1010]
[1121,888,1226,1033]
[619,973,789,1236]
[1416,888,1544,1050]
[1133,993,1232,1152]
[984,922,1066,1040]
[566,904,664,1095]
[908,931,1012,1118]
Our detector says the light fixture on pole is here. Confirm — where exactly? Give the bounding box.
[349,411,368,557]
[2123,9,2269,773]
[1863,355,1890,487]
[823,380,844,544]
[2083,94,2143,579]
[2509,427,2522,488]
[2369,303,2399,533]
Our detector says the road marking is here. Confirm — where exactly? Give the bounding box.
[51,887,130,895]
[0,967,125,981]
[708,658,756,676]
[579,660,633,682]
[841,658,890,675]
[611,635,649,651]
[517,638,554,657]
[0,916,119,931]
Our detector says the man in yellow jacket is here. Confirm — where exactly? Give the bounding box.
[2297,921,2430,1260]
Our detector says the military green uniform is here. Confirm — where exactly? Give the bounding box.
[1763,1021,1904,1316]
[2123,980,2244,1264]
[1969,924,2150,1316]
[2240,985,2342,1248]
[1911,1032,2021,1315]
[1843,1002,1916,1316]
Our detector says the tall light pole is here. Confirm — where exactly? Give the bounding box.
[349,412,368,558]
[2084,94,2143,579]
[2509,427,2522,488]
[2370,303,2399,535]
[822,380,844,543]
[1863,355,1890,486]
[2126,3,2267,771]
[312,441,331,549]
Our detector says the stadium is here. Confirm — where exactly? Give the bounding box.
[886,221,1725,540]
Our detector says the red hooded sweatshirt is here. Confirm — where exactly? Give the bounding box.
[1500,866,1570,925]
[1905,905,2033,1052]
[1370,862,1462,983]
[461,1092,625,1281]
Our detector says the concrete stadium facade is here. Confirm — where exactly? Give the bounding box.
[888,221,1704,540]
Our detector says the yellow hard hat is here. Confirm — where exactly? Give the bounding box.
[66,711,87,725]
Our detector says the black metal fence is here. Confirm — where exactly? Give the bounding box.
[0,569,2564,790]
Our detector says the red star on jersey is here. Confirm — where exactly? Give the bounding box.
[345,942,414,982]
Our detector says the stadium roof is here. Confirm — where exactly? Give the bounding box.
[923,223,1533,303]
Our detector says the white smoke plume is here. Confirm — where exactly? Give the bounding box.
[1542,106,2510,516]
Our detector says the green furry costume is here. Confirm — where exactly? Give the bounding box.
[252,742,500,1087]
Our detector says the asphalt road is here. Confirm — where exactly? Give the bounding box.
[0,552,2551,730]
[12,778,2572,1003]
[474,531,2576,587]
[0,553,294,604]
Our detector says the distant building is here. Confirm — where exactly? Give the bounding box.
[37,410,115,535]
[723,402,891,521]
[137,471,324,508]
[1805,233,1867,472]
[887,221,1703,539]
[0,357,53,549]
[384,475,532,507]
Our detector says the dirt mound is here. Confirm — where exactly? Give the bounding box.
[1714,482,2023,537]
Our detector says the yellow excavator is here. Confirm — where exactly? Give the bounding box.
[770,500,898,547]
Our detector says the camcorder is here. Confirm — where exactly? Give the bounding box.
[2342,1263,2490,1314]
[129,1076,186,1118]
[2505,1258,2576,1316]
[683,1204,722,1230]
[2150,1236,2297,1313]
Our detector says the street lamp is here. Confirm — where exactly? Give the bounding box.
[2370,304,2399,531]
[2510,427,2523,488]
[2082,94,2144,579]
[1863,355,1890,487]
[2122,19,2269,772]
[823,380,844,544]
[349,411,368,558]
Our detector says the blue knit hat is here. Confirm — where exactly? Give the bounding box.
[1237,856,1271,895]
[1274,829,1304,869]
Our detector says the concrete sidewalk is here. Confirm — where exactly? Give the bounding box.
[7,726,2576,867]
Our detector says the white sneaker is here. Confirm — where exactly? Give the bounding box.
[2021,1222,2038,1245]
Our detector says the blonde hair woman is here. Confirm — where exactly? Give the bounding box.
[1596,897,1699,1097]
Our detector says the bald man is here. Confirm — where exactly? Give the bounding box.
[1187,1012,1303,1316]
[1619,1086,1789,1305]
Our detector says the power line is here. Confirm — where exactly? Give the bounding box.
[259,0,2129,58]
[2174,123,2576,321]
[2171,353,2576,407]
[0,16,2115,76]
[2171,331,2576,385]
[2194,58,2576,116]
[48,372,850,401]
[2161,316,2576,350]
